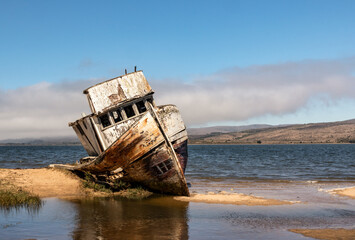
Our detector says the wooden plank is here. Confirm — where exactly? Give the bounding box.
[82,112,165,173]
[85,71,152,114]
[156,105,186,139]
[101,116,139,147]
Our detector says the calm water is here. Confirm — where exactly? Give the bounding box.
[1,144,355,239]
[1,144,355,181]
[187,144,355,182]
[0,146,87,169]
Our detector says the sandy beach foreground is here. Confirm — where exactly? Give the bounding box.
[0,168,295,205]
[1,168,355,239]
[0,168,85,198]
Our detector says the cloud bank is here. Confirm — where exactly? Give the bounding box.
[0,79,99,139]
[152,57,355,125]
[1,57,355,139]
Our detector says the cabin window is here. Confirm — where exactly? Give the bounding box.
[153,159,173,175]
[147,98,154,106]
[110,110,123,123]
[99,114,111,128]
[136,101,146,113]
[124,105,135,118]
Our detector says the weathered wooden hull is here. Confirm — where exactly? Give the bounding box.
[155,105,188,173]
[77,111,189,196]
[173,139,188,173]
[122,143,189,196]
[63,71,190,196]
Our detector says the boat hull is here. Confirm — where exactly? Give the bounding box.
[78,111,189,196]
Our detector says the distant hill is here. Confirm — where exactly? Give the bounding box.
[187,124,274,135]
[0,124,277,146]
[189,119,355,144]
[0,136,80,146]
[1,119,355,146]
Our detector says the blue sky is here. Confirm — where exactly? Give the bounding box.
[1,0,355,139]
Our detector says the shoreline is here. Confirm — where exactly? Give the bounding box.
[289,228,355,240]
[0,144,81,147]
[0,168,297,205]
[0,168,87,199]
[174,192,294,206]
[326,187,355,199]
[0,168,152,200]
[1,143,354,147]
[1,168,354,239]
[188,142,354,145]
[1,168,354,205]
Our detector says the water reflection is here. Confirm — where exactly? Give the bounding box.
[0,198,77,240]
[0,202,42,215]
[71,196,189,240]
[1,195,355,240]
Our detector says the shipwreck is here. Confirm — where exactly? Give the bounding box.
[53,69,189,196]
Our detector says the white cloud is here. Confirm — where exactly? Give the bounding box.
[0,79,99,140]
[1,57,355,140]
[152,57,355,125]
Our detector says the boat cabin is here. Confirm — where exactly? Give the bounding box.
[69,70,157,156]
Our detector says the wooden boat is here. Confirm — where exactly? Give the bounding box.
[54,70,189,196]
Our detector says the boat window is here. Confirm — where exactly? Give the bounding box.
[124,105,135,118]
[99,114,111,128]
[147,98,154,106]
[164,159,173,170]
[110,110,123,123]
[136,101,146,113]
[153,159,173,176]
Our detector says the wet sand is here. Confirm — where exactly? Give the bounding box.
[0,168,293,205]
[174,192,294,205]
[327,187,355,199]
[289,228,355,240]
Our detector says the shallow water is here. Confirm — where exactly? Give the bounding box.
[1,194,354,240]
[1,144,355,239]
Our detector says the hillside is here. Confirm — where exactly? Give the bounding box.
[1,119,355,146]
[187,124,273,135]
[189,119,355,144]
[0,136,80,146]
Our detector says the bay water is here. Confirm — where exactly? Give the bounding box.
[1,144,354,181]
[1,144,355,239]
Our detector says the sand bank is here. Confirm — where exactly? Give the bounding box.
[324,187,355,199]
[289,228,355,240]
[0,168,293,205]
[0,168,87,198]
[174,192,294,206]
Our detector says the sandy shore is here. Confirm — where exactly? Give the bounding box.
[327,187,355,199]
[0,168,294,205]
[174,192,294,206]
[0,168,87,198]
[289,228,355,240]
